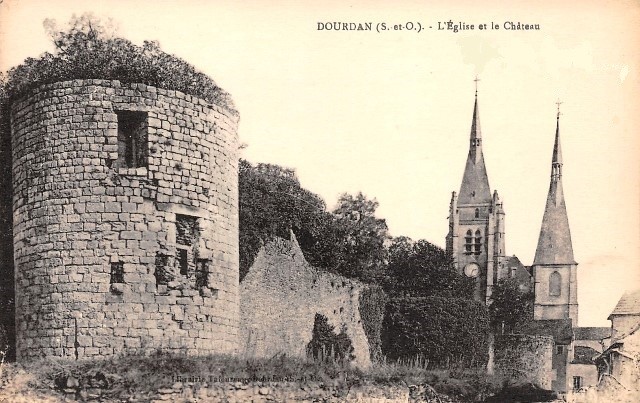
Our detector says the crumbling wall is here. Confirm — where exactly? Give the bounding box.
[239,235,372,368]
[495,334,554,390]
[11,80,239,360]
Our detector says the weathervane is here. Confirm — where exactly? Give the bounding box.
[474,75,480,96]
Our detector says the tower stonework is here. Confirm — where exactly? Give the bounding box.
[11,80,240,360]
[446,93,506,303]
[532,114,578,324]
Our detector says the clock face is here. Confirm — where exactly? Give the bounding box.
[464,263,480,278]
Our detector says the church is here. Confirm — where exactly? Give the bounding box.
[445,87,607,394]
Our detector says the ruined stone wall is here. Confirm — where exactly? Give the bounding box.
[239,235,372,368]
[11,79,239,360]
[152,381,417,402]
[495,334,554,390]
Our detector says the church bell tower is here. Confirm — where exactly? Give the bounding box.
[532,106,578,324]
[446,84,506,303]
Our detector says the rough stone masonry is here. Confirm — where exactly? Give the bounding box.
[10,79,239,360]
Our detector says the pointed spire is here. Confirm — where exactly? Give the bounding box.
[533,106,575,265]
[458,79,491,204]
[470,75,482,158]
[551,100,563,181]
[470,94,482,153]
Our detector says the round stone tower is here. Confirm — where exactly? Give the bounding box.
[11,79,239,360]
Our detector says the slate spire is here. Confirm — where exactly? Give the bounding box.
[533,110,576,265]
[458,89,492,204]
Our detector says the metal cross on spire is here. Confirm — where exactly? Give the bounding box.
[474,75,480,96]
[556,99,563,119]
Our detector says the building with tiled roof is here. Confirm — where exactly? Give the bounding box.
[574,327,611,341]
[608,289,640,341]
[593,291,640,400]
[521,319,574,345]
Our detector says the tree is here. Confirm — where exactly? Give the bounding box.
[238,159,327,280]
[239,165,389,285]
[382,296,489,366]
[327,192,389,283]
[488,277,534,334]
[386,237,474,299]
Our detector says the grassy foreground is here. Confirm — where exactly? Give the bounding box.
[0,352,512,402]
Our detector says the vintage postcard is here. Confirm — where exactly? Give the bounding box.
[0,0,638,401]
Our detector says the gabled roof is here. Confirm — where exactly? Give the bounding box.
[572,345,599,365]
[505,255,533,287]
[521,319,573,345]
[608,289,640,319]
[574,327,611,341]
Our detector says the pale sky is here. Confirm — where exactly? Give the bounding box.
[1,0,639,326]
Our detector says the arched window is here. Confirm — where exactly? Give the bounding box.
[464,230,473,254]
[474,230,482,255]
[475,208,480,218]
[549,271,561,296]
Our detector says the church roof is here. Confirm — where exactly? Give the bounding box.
[458,95,492,205]
[533,116,576,265]
[608,289,640,319]
[574,327,611,341]
[521,319,574,345]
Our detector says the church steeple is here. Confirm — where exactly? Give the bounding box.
[458,86,492,205]
[533,108,575,265]
[447,80,507,305]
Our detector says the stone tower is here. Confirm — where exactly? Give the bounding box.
[532,112,578,324]
[446,91,506,303]
[11,80,240,360]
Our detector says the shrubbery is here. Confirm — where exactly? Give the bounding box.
[382,296,489,367]
[2,14,235,112]
[306,313,355,363]
[488,277,534,334]
[385,237,474,299]
[358,285,387,362]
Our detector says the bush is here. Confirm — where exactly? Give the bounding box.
[306,314,355,364]
[358,285,387,362]
[2,14,235,112]
[382,296,489,367]
[488,277,534,333]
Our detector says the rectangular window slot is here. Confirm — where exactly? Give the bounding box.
[154,253,170,285]
[115,110,148,168]
[176,214,198,246]
[196,259,210,288]
[177,248,189,276]
[110,262,124,284]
